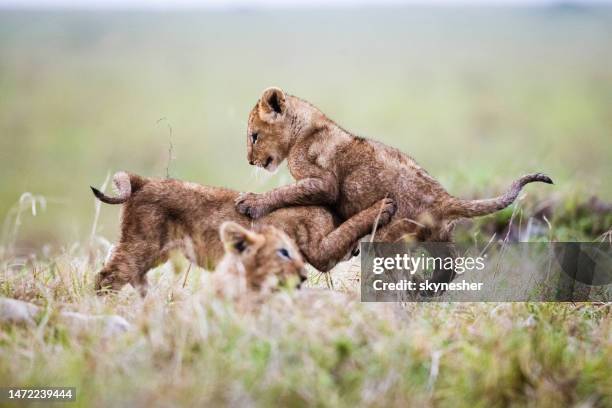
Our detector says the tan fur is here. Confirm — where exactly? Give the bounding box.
[238,87,552,287]
[92,172,396,295]
[238,87,553,243]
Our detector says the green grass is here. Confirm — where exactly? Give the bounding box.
[1,245,611,407]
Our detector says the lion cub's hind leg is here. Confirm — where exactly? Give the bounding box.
[305,198,396,272]
[374,218,459,296]
[95,241,162,296]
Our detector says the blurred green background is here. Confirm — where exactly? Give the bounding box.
[1,5,611,249]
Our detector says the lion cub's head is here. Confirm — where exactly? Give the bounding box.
[216,221,307,295]
[246,87,297,173]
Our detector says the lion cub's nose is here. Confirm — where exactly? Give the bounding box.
[249,160,255,165]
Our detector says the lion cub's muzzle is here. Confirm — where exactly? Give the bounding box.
[296,267,308,289]
[250,156,276,171]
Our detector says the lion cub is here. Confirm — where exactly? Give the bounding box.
[92,172,395,295]
[237,86,553,244]
[236,87,553,286]
[211,221,307,299]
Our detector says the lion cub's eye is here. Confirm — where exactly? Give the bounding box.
[277,248,291,260]
[251,132,258,143]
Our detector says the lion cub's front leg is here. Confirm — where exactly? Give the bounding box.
[236,175,338,219]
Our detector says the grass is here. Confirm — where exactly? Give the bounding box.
[1,255,611,407]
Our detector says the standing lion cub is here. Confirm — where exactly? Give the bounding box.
[236,87,553,282]
[92,172,395,295]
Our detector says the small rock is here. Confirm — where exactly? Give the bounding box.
[0,297,132,336]
[0,297,39,326]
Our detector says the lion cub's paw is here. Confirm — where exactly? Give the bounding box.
[235,192,271,219]
[376,197,397,226]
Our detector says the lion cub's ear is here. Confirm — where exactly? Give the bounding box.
[259,87,286,122]
[220,221,264,254]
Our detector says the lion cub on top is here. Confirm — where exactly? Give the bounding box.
[237,87,553,245]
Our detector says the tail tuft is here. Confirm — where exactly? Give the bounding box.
[91,186,106,201]
[90,171,147,205]
[530,173,553,185]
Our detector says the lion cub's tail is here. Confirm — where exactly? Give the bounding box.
[444,173,553,219]
[90,172,149,205]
